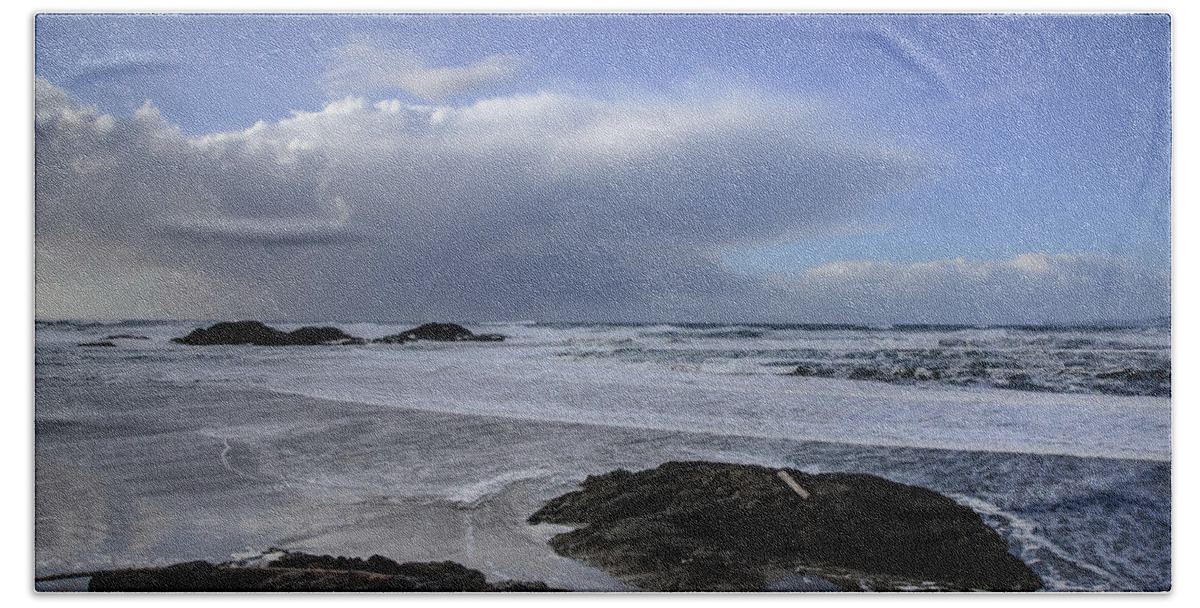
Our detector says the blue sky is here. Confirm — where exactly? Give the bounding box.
[33,13,1171,323]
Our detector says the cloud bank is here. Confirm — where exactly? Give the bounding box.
[322,43,524,102]
[34,76,1165,323]
[769,253,1169,325]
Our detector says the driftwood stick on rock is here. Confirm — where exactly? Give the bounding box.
[528,461,1044,592]
[777,470,811,499]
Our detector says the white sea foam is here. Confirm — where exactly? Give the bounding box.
[36,321,1171,461]
[949,493,1122,591]
[446,467,553,508]
[249,343,1168,461]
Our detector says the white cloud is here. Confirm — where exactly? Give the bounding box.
[321,42,524,102]
[40,76,1047,322]
[767,253,1169,324]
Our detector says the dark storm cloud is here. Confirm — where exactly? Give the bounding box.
[35,76,933,320]
[35,76,1165,323]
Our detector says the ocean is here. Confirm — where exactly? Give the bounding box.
[34,320,1171,591]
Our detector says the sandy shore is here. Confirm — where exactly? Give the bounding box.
[35,380,684,590]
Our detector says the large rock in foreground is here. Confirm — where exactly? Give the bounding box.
[373,322,505,344]
[85,551,557,592]
[172,321,365,346]
[527,461,1043,592]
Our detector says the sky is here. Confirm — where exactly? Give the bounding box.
[32,13,1172,324]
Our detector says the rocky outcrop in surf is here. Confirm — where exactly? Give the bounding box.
[372,322,505,344]
[171,321,365,346]
[528,461,1043,592]
[79,550,557,592]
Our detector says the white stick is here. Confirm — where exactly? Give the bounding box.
[777,470,811,499]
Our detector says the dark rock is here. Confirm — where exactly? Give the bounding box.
[105,334,150,340]
[284,326,366,345]
[373,323,505,344]
[171,321,364,346]
[88,561,410,592]
[1096,368,1170,382]
[527,461,1043,592]
[88,560,282,592]
[788,365,835,377]
[172,321,291,346]
[848,367,879,380]
[406,322,474,341]
[85,551,561,592]
[79,341,117,347]
[266,551,489,591]
[491,580,559,591]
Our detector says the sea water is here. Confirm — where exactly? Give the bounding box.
[34,320,1171,591]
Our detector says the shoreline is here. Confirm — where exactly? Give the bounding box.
[41,458,1048,593]
[35,379,1171,591]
